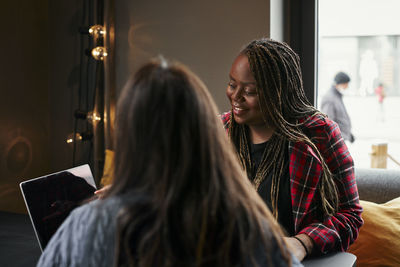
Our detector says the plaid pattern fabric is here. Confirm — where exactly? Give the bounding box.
[221,112,363,254]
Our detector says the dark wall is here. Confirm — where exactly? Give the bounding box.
[115,0,270,111]
[0,1,50,213]
[0,1,93,213]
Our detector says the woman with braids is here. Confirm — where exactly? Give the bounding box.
[222,38,363,261]
[37,58,302,267]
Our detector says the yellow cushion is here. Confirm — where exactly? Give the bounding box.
[100,149,115,186]
[348,197,400,267]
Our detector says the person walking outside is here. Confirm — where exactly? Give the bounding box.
[374,82,386,122]
[321,72,355,143]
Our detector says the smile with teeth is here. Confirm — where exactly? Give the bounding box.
[232,103,247,114]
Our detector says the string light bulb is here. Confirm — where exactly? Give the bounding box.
[91,46,108,60]
[66,133,82,144]
[87,111,101,124]
[88,25,105,37]
[74,110,102,124]
[66,132,93,144]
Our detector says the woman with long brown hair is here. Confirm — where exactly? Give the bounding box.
[37,58,301,267]
[222,38,363,261]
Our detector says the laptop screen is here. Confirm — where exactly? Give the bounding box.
[20,165,97,251]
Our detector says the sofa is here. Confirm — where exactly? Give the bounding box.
[348,168,400,267]
[355,168,400,204]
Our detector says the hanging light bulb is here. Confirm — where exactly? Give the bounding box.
[74,110,102,124]
[66,132,93,144]
[66,133,83,144]
[88,25,105,37]
[87,111,102,124]
[91,46,108,60]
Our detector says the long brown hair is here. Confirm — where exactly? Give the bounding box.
[229,38,339,219]
[107,58,291,266]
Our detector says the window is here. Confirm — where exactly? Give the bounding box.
[318,0,400,170]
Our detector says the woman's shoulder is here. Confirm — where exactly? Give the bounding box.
[37,196,127,267]
[299,113,341,140]
[292,113,350,168]
[290,114,334,166]
[299,113,328,129]
[66,195,123,219]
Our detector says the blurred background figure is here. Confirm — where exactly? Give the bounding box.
[375,82,386,122]
[321,72,355,143]
[358,50,378,96]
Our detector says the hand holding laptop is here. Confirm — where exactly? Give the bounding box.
[94,184,111,199]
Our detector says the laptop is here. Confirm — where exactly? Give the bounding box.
[20,164,97,251]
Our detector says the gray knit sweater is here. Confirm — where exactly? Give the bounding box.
[37,195,302,267]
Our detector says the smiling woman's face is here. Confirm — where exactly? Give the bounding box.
[226,54,265,127]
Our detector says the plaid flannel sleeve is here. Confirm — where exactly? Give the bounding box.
[291,116,363,254]
[220,111,231,131]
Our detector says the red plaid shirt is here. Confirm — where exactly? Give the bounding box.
[221,112,363,254]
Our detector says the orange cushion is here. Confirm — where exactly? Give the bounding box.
[100,149,114,186]
[348,197,400,267]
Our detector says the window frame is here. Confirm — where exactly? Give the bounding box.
[270,0,318,106]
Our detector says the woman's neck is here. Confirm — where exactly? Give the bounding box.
[248,124,275,144]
